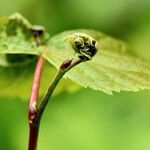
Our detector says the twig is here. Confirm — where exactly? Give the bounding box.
[28,27,84,150]
[28,26,45,150]
[28,55,45,150]
[35,59,82,124]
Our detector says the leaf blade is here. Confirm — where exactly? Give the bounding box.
[0,13,150,95]
[47,29,150,94]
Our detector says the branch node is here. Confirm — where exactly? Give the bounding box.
[60,59,72,70]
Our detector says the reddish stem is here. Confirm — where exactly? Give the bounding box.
[28,55,45,150]
[28,124,39,150]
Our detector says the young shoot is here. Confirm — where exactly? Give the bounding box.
[65,32,98,61]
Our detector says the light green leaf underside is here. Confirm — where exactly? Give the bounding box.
[47,30,150,94]
[0,14,150,95]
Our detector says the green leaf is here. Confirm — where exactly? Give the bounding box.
[47,30,150,94]
[0,13,150,95]
[0,13,79,98]
[0,13,48,58]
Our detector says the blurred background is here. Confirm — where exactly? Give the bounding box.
[0,0,150,150]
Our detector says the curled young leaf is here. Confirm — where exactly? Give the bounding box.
[65,33,98,61]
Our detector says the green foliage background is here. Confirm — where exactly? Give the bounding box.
[0,0,150,150]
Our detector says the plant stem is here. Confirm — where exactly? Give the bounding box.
[28,26,83,150]
[28,123,40,150]
[35,59,82,124]
[28,26,45,150]
[28,57,82,150]
[28,56,45,150]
